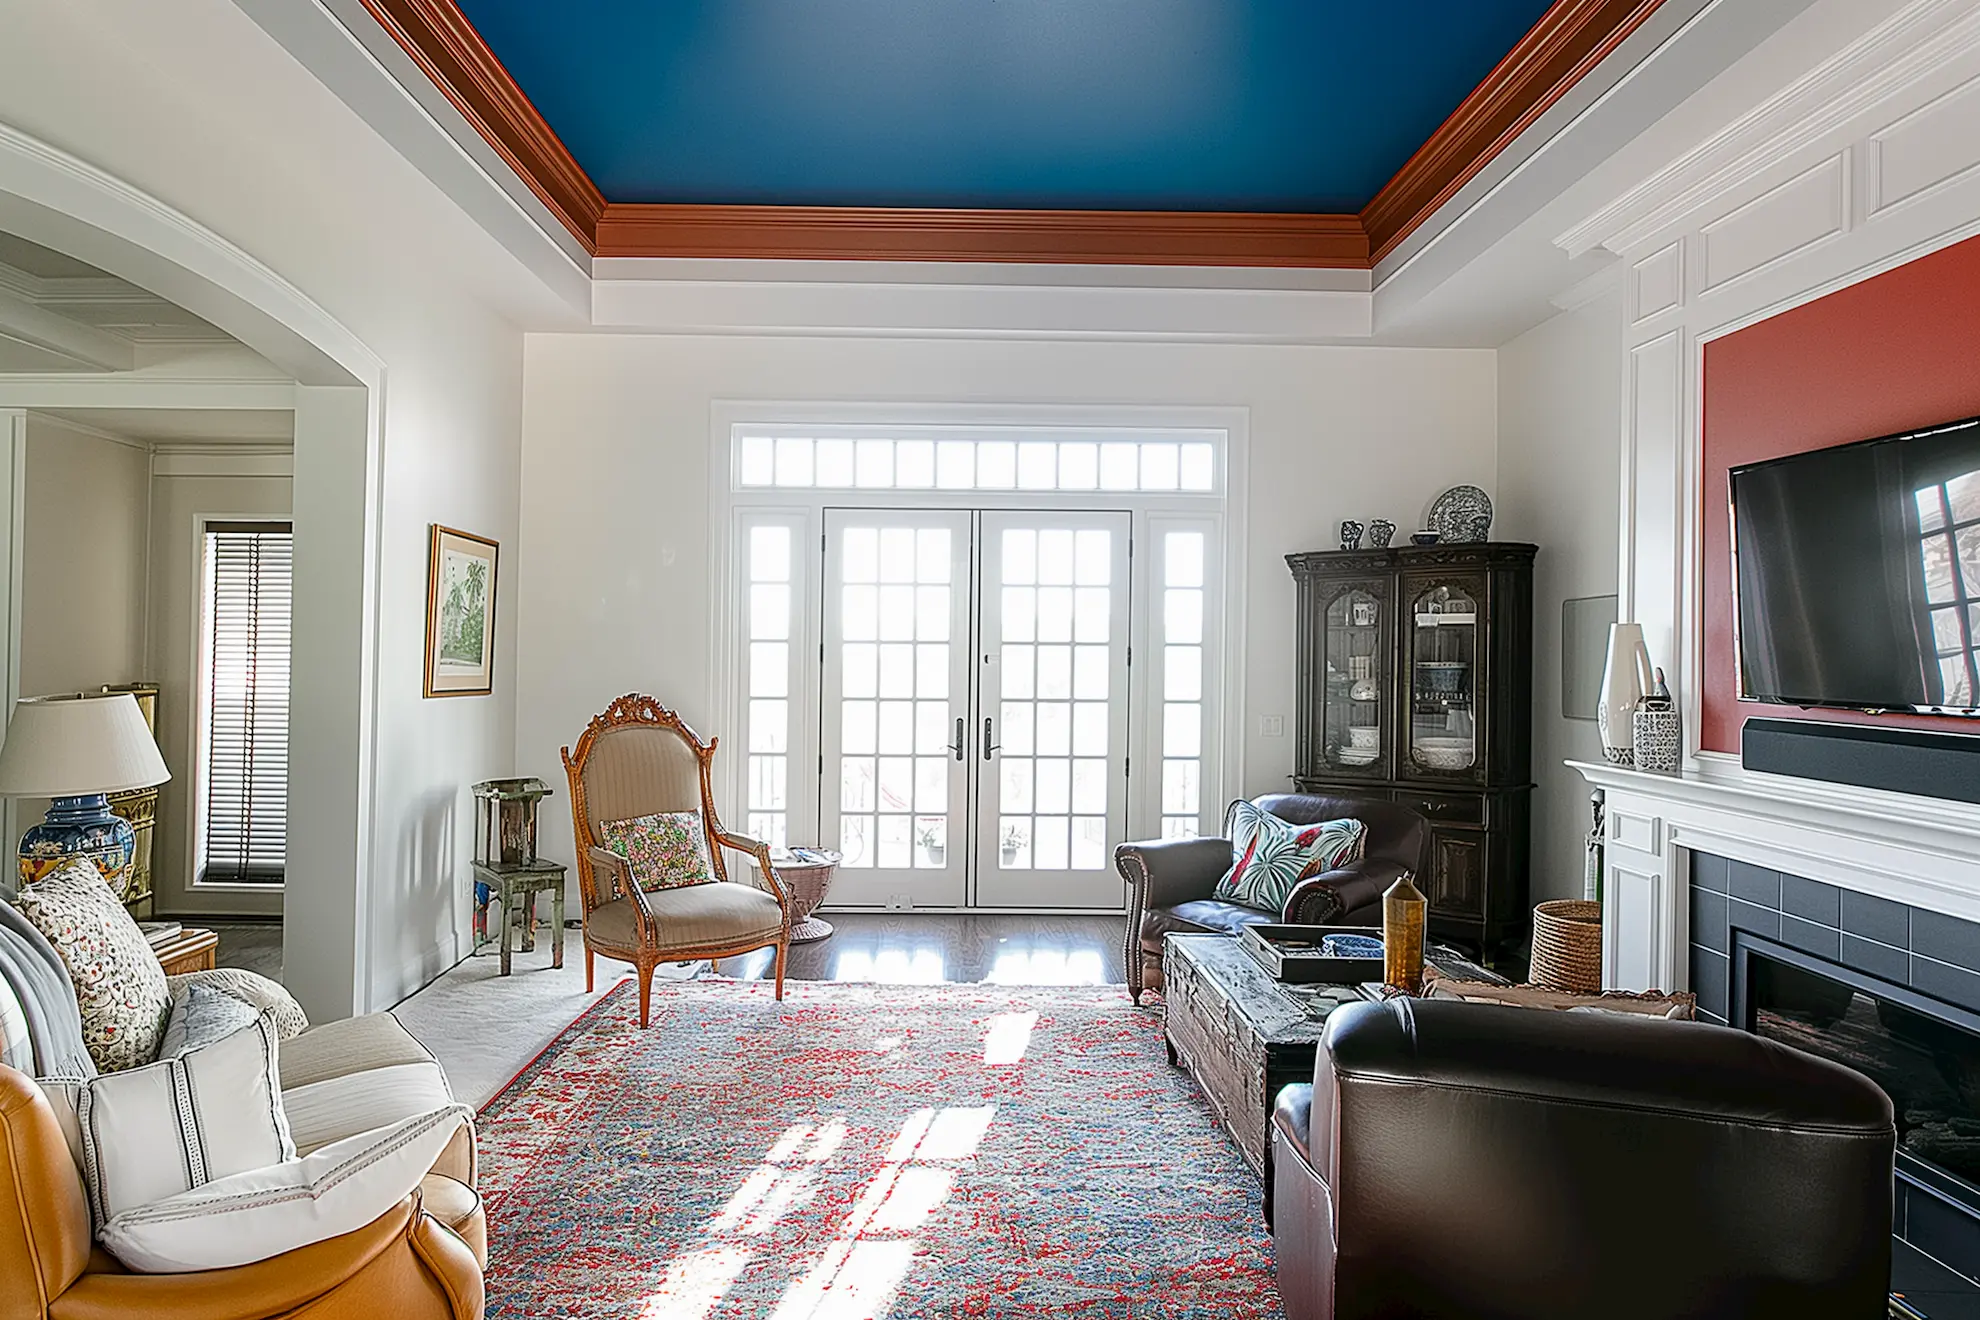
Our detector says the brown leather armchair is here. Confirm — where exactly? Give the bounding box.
[1271,998,1896,1319]
[1114,793,1429,1002]
[0,1065,484,1320]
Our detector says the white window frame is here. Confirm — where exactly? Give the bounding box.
[191,515,292,892]
[708,403,1247,908]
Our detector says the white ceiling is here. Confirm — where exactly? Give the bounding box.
[33,407,293,446]
[0,233,238,372]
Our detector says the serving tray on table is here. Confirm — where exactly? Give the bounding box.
[1239,923,1386,984]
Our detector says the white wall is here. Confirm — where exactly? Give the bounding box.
[0,0,534,1013]
[513,333,1499,887]
[145,457,292,917]
[1495,292,1624,904]
[12,414,151,854]
[18,414,149,697]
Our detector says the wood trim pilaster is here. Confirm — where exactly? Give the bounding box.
[354,0,604,251]
[1361,0,1671,264]
[595,205,1369,267]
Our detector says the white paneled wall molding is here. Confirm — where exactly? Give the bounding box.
[1562,0,1980,990]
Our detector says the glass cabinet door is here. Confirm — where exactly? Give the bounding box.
[1404,578,1482,779]
[1319,581,1390,775]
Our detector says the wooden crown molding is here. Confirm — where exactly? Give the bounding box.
[595,205,1368,267]
[363,0,1664,268]
[355,0,603,251]
[1362,0,1671,264]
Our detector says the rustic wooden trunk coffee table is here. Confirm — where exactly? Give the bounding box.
[1162,932,1501,1178]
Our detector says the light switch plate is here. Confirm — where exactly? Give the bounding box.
[1261,715,1285,737]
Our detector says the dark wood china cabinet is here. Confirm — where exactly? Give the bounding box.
[1286,542,1536,958]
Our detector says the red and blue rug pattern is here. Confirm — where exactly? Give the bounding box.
[476,981,1282,1319]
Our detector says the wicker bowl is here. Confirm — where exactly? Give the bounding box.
[1531,899,1602,995]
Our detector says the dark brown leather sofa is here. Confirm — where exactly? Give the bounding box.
[1272,997,1897,1319]
[1114,793,1429,1002]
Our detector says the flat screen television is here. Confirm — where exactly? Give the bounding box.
[1732,414,1980,715]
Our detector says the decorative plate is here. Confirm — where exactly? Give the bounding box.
[1428,485,1493,542]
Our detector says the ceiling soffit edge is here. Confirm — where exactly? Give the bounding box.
[360,0,1670,269]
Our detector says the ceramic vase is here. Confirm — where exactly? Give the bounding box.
[1632,667,1682,774]
[1598,622,1654,766]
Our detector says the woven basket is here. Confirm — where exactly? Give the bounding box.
[1531,899,1603,995]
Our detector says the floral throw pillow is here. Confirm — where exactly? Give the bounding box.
[1212,801,1367,916]
[15,859,171,1072]
[600,810,717,893]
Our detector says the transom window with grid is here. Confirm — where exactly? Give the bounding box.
[198,522,291,885]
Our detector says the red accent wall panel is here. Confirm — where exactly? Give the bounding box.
[1700,232,1980,753]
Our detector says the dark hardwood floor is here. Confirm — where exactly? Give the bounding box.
[216,912,1128,988]
[715,912,1128,985]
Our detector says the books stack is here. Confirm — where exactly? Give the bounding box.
[138,921,182,950]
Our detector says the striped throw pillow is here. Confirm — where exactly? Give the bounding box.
[39,1011,294,1228]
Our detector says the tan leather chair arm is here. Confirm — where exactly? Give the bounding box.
[51,1193,483,1320]
[0,1065,90,1320]
[586,845,657,939]
[410,1195,487,1319]
[713,827,789,907]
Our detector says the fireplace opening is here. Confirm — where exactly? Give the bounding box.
[1732,932,1980,1283]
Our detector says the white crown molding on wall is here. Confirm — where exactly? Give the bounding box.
[1558,0,1980,259]
[21,410,152,452]
[0,377,300,410]
[590,266,1377,343]
[152,447,295,478]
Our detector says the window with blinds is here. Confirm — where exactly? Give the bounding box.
[199,522,292,886]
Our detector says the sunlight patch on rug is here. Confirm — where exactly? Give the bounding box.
[477,982,1281,1319]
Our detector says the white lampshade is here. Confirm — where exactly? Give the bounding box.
[0,693,169,797]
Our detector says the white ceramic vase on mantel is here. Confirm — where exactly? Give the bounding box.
[1598,622,1654,766]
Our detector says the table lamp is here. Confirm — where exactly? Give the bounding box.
[0,693,170,895]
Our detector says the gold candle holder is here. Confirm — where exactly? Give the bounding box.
[1382,871,1428,994]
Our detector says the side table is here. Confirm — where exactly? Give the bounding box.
[152,928,218,976]
[772,848,841,943]
[472,860,567,975]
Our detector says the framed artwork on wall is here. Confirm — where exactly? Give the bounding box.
[424,525,498,698]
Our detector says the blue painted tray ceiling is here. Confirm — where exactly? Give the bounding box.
[455,0,1558,212]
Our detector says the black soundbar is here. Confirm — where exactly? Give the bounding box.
[1742,718,1980,804]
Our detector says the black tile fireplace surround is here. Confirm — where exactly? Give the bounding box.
[1692,851,1980,1290]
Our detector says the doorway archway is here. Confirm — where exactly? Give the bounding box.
[0,121,386,1020]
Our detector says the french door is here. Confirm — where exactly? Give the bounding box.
[820,509,1131,909]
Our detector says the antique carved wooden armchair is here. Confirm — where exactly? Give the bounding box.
[561,695,791,1024]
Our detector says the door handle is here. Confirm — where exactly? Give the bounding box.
[948,717,966,762]
[982,716,1000,760]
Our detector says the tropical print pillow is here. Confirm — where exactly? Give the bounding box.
[600,810,717,893]
[1212,801,1367,915]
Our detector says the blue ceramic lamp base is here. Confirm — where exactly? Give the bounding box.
[18,793,135,895]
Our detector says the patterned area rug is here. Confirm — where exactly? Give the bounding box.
[477,981,1282,1319]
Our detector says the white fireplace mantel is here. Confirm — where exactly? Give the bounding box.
[1569,757,1980,992]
